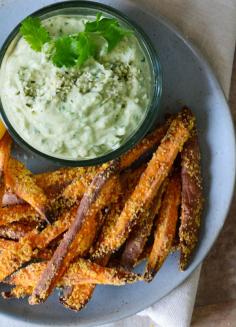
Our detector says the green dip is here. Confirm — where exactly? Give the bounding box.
[0,15,151,159]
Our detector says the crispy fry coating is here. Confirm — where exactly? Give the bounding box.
[120,123,170,169]
[2,285,32,299]
[0,222,37,240]
[30,161,120,304]
[0,204,38,226]
[92,108,194,259]
[0,108,203,312]
[179,127,203,271]
[0,132,12,173]
[0,205,78,281]
[35,167,88,198]
[121,180,167,268]
[61,167,144,311]
[0,132,12,205]
[144,172,181,281]
[0,238,16,250]
[5,158,48,221]
[60,284,95,311]
[5,259,141,292]
[0,239,33,281]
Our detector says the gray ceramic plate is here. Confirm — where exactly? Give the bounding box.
[0,0,235,326]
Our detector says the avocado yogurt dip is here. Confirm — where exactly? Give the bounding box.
[0,15,151,160]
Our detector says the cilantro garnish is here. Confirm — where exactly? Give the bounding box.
[85,13,131,51]
[20,14,132,67]
[20,17,51,52]
[51,36,78,68]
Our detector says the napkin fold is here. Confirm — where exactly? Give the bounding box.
[137,267,201,327]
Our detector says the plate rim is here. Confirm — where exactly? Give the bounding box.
[0,1,235,326]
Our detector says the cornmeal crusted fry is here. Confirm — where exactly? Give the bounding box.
[92,108,194,260]
[119,123,170,169]
[144,172,181,281]
[2,192,24,206]
[44,166,98,222]
[0,132,12,205]
[0,132,12,172]
[121,180,167,268]
[0,239,33,281]
[0,238,16,250]
[0,204,38,226]
[0,222,37,240]
[5,158,48,222]
[61,167,145,311]
[179,127,203,271]
[5,259,141,292]
[30,160,120,304]
[2,285,33,299]
[0,205,78,281]
[60,284,96,311]
[35,167,89,198]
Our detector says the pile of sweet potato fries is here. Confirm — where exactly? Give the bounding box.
[0,107,203,311]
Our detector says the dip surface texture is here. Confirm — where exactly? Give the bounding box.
[0,15,151,159]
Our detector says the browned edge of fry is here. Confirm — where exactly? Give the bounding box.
[179,126,203,271]
[120,180,168,268]
[144,171,181,281]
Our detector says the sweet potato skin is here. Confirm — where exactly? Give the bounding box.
[179,128,203,271]
[144,172,181,281]
[121,181,167,268]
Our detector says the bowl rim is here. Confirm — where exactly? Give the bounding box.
[0,0,162,167]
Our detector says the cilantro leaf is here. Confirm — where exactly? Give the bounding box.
[20,14,133,68]
[20,17,51,52]
[76,32,96,67]
[51,36,78,67]
[85,15,132,51]
[102,23,131,51]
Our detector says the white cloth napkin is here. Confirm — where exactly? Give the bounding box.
[105,1,236,327]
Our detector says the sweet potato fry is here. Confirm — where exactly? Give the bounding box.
[2,285,32,299]
[92,108,194,260]
[120,123,170,170]
[2,191,24,206]
[60,284,96,311]
[179,127,203,271]
[0,222,37,240]
[29,160,120,304]
[121,180,167,268]
[0,204,38,226]
[0,205,78,281]
[0,132,12,173]
[144,172,181,281]
[5,158,48,222]
[0,132,12,205]
[61,167,144,311]
[0,239,33,281]
[44,166,99,223]
[35,167,84,190]
[0,238,16,250]
[6,259,141,291]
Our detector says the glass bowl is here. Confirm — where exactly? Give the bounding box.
[0,1,162,167]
